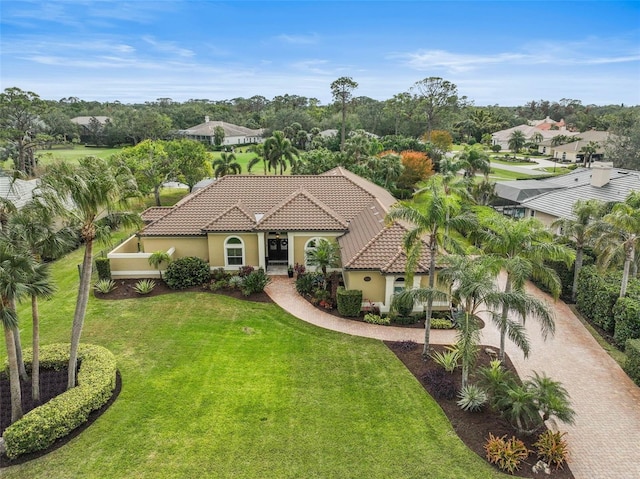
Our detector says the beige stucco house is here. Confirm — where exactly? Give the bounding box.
[179,117,264,146]
[109,167,446,313]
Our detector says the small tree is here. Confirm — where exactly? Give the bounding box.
[508,130,526,153]
[305,239,340,287]
[213,126,225,147]
[148,251,171,280]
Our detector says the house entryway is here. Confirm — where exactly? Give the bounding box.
[267,232,288,269]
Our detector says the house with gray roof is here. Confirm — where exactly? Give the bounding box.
[491,118,573,150]
[109,167,445,313]
[0,176,39,210]
[179,117,264,146]
[493,162,640,227]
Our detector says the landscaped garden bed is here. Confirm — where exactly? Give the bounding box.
[387,341,575,479]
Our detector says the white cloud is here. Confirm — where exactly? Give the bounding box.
[275,33,319,45]
[141,36,195,58]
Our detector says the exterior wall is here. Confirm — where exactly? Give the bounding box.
[141,236,208,260]
[418,274,450,310]
[207,233,260,270]
[343,271,386,305]
[108,235,175,278]
[526,210,557,229]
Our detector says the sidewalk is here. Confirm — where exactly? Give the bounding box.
[265,275,640,479]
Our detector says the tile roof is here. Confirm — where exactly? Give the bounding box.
[181,120,263,138]
[140,206,173,223]
[203,202,256,231]
[339,202,431,274]
[255,188,348,231]
[140,171,392,236]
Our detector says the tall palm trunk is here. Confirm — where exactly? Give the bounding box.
[68,236,93,389]
[422,236,437,357]
[4,325,23,422]
[571,246,584,303]
[620,242,635,298]
[12,323,28,381]
[32,293,40,403]
[499,275,513,361]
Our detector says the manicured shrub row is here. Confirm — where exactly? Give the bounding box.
[3,343,117,459]
[624,339,640,386]
[95,257,112,281]
[164,256,210,289]
[576,266,640,344]
[336,287,362,317]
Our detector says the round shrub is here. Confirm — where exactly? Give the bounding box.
[164,256,211,289]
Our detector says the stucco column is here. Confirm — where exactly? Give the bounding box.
[257,232,266,269]
[287,232,294,266]
[383,275,395,313]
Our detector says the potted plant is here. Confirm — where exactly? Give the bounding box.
[287,265,294,278]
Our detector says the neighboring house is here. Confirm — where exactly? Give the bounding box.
[70,116,111,143]
[493,162,640,228]
[549,130,611,163]
[491,117,571,150]
[179,117,264,146]
[109,167,447,313]
[0,176,39,210]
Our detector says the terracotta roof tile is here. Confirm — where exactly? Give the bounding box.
[203,201,256,231]
[140,207,174,223]
[256,188,348,231]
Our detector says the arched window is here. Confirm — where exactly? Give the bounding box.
[225,236,245,267]
[304,237,327,266]
[393,277,405,294]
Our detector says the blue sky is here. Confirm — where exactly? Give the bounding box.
[1,1,639,106]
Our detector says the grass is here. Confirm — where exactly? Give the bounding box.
[489,157,538,166]
[487,167,540,181]
[35,146,125,165]
[1,248,508,478]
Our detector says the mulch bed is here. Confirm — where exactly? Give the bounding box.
[94,278,273,303]
[386,341,574,479]
[0,368,122,468]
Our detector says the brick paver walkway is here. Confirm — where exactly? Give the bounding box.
[266,275,640,479]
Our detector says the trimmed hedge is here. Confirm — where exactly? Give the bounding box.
[336,288,362,317]
[164,256,211,289]
[614,297,640,346]
[624,339,640,386]
[576,266,603,324]
[95,257,111,281]
[3,343,117,459]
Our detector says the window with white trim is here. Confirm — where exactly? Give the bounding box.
[394,277,405,294]
[225,236,245,266]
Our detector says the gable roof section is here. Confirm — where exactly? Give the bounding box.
[340,202,430,274]
[140,173,386,236]
[494,179,564,203]
[203,201,256,231]
[322,166,397,210]
[342,221,431,274]
[255,188,348,231]
[0,177,39,209]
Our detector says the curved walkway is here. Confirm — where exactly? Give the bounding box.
[266,276,640,479]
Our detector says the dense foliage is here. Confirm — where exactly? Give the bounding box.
[336,287,362,317]
[2,344,117,459]
[164,256,211,289]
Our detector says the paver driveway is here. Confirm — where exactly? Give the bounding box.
[266,276,640,479]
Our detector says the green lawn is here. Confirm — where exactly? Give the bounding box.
[35,146,125,165]
[489,157,538,166]
[1,248,507,478]
[487,167,540,181]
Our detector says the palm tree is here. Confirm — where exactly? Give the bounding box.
[456,144,490,179]
[264,131,299,175]
[247,144,267,175]
[0,241,38,423]
[8,202,64,402]
[305,239,340,284]
[386,175,474,356]
[40,156,140,389]
[508,130,526,153]
[479,214,574,360]
[593,191,640,297]
[552,199,604,302]
[25,262,55,403]
[149,250,171,280]
[579,141,599,168]
[212,152,242,178]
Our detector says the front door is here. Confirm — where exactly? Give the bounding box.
[268,237,288,263]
